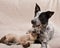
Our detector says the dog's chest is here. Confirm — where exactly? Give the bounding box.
[37,24,54,42]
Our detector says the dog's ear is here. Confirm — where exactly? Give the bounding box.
[35,3,41,16]
[46,11,54,19]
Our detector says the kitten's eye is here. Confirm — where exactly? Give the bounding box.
[32,30,36,33]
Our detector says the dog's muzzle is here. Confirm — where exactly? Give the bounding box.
[31,20,40,27]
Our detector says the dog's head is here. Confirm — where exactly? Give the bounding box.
[31,3,54,28]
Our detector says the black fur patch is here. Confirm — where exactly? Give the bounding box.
[34,33,42,44]
[39,12,48,24]
[34,39,41,44]
[38,11,54,24]
[35,3,41,16]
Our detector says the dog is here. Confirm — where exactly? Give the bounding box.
[31,3,54,48]
[0,28,39,48]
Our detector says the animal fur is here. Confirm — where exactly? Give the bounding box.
[31,3,54,48]
[0,28,38,48]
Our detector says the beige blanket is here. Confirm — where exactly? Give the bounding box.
[0,0,60,48]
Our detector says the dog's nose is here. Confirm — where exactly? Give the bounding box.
[31,20,36,24]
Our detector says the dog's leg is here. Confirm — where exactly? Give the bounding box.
[41,42,47,48]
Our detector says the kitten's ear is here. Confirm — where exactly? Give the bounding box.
[35,3,41,16]
[46,11,54,19]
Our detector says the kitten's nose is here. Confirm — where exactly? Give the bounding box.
[31,20,36,24]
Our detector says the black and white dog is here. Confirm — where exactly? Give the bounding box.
[31,3,54,48]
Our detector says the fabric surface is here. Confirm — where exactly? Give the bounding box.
[0,0,60,48]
